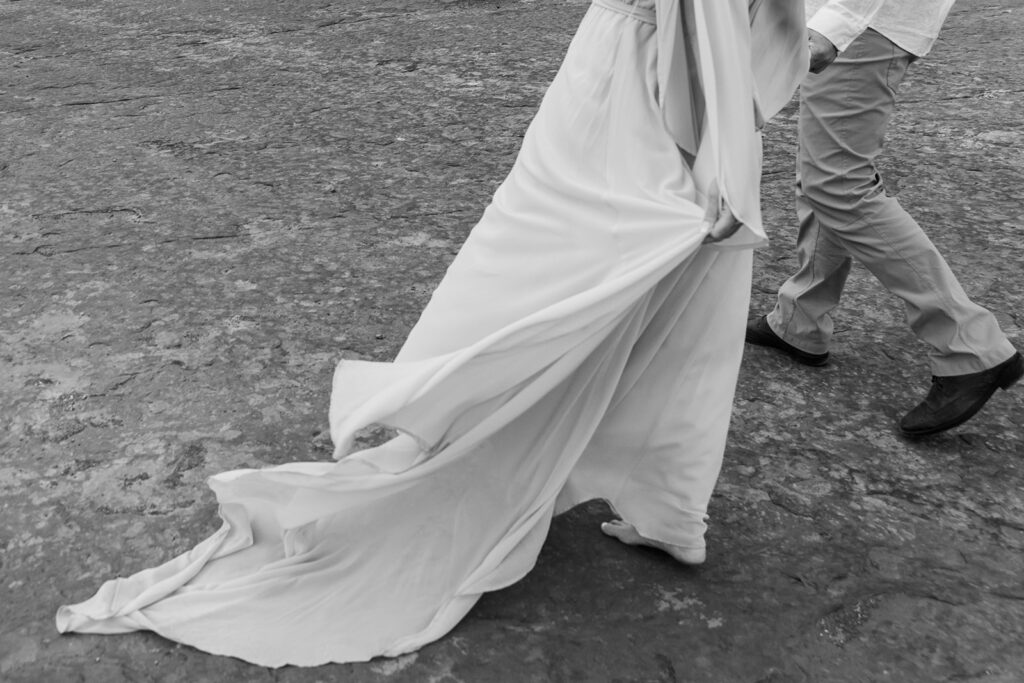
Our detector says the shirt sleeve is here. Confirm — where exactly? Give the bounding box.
[806,0,886,52]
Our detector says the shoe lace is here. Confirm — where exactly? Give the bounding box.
[928,375,954,402]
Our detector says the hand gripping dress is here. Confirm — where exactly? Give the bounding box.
[56,0,807,667]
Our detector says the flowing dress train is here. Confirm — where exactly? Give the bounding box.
[56,0,807,667]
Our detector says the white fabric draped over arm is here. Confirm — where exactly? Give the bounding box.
[655,0,806,246]
[748,0,809,120]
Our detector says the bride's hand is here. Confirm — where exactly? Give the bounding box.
[703,201,741,244]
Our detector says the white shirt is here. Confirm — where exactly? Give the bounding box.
[806,0,957,57]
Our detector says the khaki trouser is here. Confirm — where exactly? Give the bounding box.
[766,29,1015,376]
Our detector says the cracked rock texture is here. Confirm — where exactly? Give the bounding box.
[1,1,1022,681]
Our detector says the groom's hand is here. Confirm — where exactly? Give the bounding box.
[808,29,838,74]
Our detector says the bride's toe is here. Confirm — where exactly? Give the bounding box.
[600,519,639,543]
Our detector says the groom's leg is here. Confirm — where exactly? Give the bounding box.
[788,28,1013,375]
[766,175,853,355]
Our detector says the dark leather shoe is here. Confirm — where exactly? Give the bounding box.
[900,351,1024,437]
[744,315,829,367]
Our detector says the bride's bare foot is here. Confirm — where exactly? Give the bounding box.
[600,520,706,565]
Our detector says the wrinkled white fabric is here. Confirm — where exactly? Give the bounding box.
[806,0,955,56]
[56,0,805,668]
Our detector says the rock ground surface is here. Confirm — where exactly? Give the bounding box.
[1,1,1022,681]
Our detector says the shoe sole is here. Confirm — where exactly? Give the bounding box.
[900,353,1024,438]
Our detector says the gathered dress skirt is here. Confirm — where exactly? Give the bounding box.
[56,0,760,666]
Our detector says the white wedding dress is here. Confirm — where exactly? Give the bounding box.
[56,0,806,667]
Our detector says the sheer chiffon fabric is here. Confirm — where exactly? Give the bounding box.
[56,0,806,667]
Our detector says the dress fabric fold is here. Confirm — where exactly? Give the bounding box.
[56,0,805,667]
